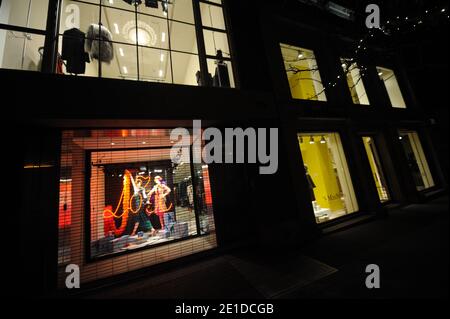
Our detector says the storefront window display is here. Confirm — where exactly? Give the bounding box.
[58,129,216,267]
[280,43,327,101]
[55,0,234,86]
[298,133,358,223]
[399,130,435,191]
[362,137,390,202]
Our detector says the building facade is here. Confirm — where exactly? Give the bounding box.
[2,0,447,297]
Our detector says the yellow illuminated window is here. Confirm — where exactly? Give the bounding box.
[281,43,327,101]
[298,133,358,224]
[377,66,407,108]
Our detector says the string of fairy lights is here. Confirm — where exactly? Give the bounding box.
[305,5,449,100]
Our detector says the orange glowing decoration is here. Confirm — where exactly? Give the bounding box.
[102,170,173,237]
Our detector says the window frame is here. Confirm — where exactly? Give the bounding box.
[83,143,216,263]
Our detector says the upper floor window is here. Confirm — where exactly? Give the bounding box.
[377,66,407,109]
[280,43,327,101]
[341,58,370,105]
[1,0,235,88]
[0,0,48,71]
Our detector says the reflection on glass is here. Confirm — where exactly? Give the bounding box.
[298,133,358,224]
[362,137,390,202]
[280,43,327,101]
[399,131,435,191]
[341,58,370,105]
[377,66,407,108]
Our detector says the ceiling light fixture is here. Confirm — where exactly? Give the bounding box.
[160,53,164,62]
[159,70,163,77]
[119,47,124,56]
[320,136,327,144]
[123,20,157,46]
[309,136,315,144]
[123,66,128,74]
[161,32,166,42]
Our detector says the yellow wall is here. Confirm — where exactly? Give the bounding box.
[300,137,344,211]
[288,61,317,100]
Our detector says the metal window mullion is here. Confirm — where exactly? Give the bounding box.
[192,0,209,86]
[135,4,140,80]
[42,0,61,73]
[189,144,202,236]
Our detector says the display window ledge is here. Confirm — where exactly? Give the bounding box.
[420,187,447,200]
[86,231,216,263]
[319,211,377,234]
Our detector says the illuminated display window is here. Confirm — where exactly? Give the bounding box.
[298,133,358,224]
[58,129,217,285]
[341,58,370,105]
[280,43,327,101]
[54,0,235,87]
[362,137,390,202]
[399,130,435,191]
[377,66,407,109]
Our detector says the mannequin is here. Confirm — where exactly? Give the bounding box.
[148,176,171,228]
[304,165,316,202]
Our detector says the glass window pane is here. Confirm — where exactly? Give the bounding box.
[399,131,435,191]
[139,46,172,83]
[192,162,216,235]
[207,58,234,88]
[298,133,358,224]
[60,1,99,34]
[362,137,390,202]
[101,6,136,44]
[137,14,169,49]
[203,29,229,57]
[138,0,172,20]
[0,0,49,30]
[280,43,327,101]
[169,21,197,54]
[200,2,226,30]
[101,42,137,80]
[341,58,370,105]
[171,51,199,85]
[171,0,194,24]
[0,29,45,71]
[377,66,407,108]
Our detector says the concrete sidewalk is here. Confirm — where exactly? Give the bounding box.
[81,196,449,299]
